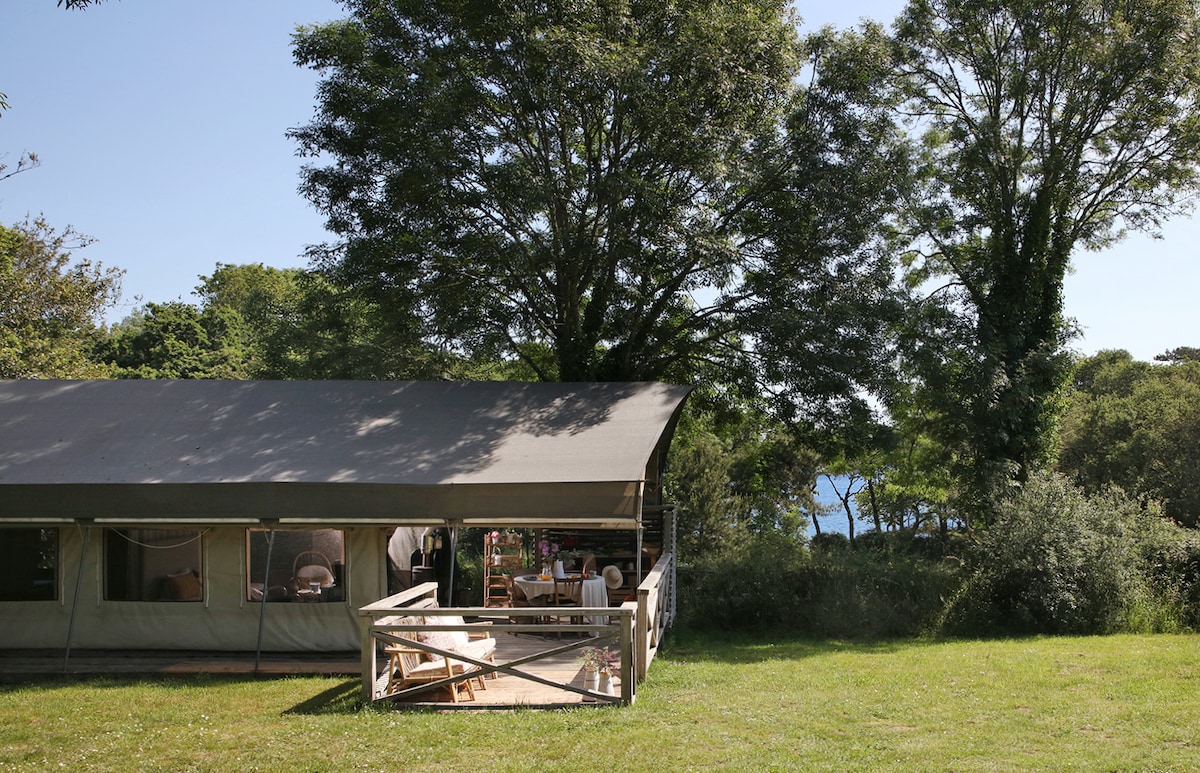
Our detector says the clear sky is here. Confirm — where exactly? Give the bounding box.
[1,0,1196,362]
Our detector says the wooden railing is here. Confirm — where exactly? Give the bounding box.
[636,550,674,681]
[358,582,638,706]
[358,553,674,707]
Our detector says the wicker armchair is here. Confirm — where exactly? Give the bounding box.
[291,550,334,591]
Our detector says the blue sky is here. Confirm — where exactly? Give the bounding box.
[1,0,1196,362]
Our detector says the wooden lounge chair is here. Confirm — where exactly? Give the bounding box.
[417,615,498,687]
[384,642,477,702]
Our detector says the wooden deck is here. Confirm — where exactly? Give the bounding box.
[360,555,675,708]
[373,632,622,709]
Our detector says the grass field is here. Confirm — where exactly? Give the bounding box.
[3,633,1200,771]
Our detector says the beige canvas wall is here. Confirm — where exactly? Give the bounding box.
[0,525,390,652]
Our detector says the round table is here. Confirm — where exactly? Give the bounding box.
[512,574,609,630]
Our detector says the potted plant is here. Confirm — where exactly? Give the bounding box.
[577,646,617,691]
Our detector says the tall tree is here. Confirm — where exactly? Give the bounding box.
[893,0,1200,516]
[291,0,799,383]
[0,217,121,378]
[742,23,914,435]
[193,263,305,378]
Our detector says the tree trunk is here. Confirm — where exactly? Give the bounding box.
[866,479,882,532]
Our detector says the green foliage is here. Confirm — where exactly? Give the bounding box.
[0,217,121,378]
[252,269,446,380]
[667,428,751,559]
[1154,346,1200,363]
[665,410,818,561]
[743,23,913,433]
[96,262,448,381]
[1058,349,1200,527]
[289,0,906,408]
[858,379,957,531]
[97,301,252,379]
[939,472,1193,636]
[194,263,303,376]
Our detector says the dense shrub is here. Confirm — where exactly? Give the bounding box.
[1132,509,1200,631]
[676,535,962,638]
[937,472,1198,636]
[676,473,1200,640]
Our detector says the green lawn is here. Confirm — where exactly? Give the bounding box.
[3,633,1200,771]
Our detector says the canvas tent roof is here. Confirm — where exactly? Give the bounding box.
[0,380,691,527]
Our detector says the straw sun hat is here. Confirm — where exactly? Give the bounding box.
[602,564,624,590]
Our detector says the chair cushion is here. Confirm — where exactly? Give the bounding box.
[295,564,334,586]
[440,616,471,647]
[458,637,497,661]
[407,659,462,677]
[414,616,495,665]
[417,627,461,655]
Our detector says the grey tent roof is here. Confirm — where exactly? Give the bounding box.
[0,380,691,526]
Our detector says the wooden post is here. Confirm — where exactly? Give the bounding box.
[359,609,378,704]
[636,586,649,682]
[620,602,636,705]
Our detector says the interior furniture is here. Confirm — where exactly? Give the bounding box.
[551,575,584,630]
[484,531,523,591]
[513,573,611,635]
[292,551,334,587]
[383,613,499,700]
[483,573,513,608]
[384,643,478,702]
[535,529,663,602]
[512,573,607,614]
[416,615,498,688]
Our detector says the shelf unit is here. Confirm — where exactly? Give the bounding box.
[484,531,523,587]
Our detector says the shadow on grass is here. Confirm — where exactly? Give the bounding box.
[0,672,367,715]
[282,678,363,715]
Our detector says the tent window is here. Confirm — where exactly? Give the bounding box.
[0,528,58,602]
[104,529,205,602]
[246,529,345,603]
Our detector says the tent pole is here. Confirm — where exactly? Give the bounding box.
[635,516,643,589]
[254,528,275,672]
[446,522,458,607]
[63,523,92,673]
[635,483,645,588]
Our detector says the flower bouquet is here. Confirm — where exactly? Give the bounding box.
[577,646,617,672]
